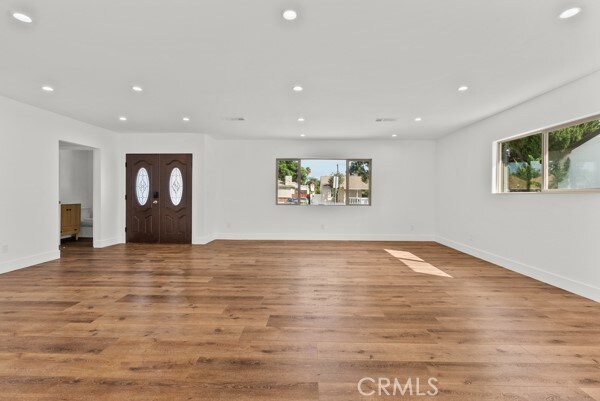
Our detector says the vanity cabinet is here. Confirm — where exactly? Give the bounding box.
[61,203,81,240]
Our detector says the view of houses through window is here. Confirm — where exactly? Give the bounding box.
[277,159,371,205]
[499,116,600,192]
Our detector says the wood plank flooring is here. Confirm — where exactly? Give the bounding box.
[0,240,598,400]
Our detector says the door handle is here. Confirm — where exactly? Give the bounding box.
[153,200,158,204]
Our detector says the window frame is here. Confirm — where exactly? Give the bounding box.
[275,158,301,205]
[275,158,373,206]
[495,113,600,194]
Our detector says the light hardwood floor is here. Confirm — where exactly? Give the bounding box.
[0,241,599,400]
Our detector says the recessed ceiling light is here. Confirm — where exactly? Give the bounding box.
[300,134,306,137]
[458,85,469,92]
[298,117,305,122]
[293,85,304,92]
[182,117,190,122]
[414,117,422,122]
[119,116,127,121]
[12,12,32,23]
[132,86,143,92]
[282,10,297,21]
[41,86,54,92]
[559,7,581,19]
[392,134,398,138]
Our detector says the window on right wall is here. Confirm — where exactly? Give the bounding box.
[498,115,600,193]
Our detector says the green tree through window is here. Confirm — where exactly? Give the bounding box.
[277,160,311,184]
[548,120,600,189]
[349,161,370,184]
[502,134,542,192]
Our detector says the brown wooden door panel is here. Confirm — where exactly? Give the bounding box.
[126,154,192,244]
[160,154,192,243]
[126,154,160,243]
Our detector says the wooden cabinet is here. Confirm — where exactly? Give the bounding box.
[61,203,81,240]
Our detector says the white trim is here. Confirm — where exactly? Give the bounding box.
[214,233,435,241]
[193,234,217,245]
[93,237,121,248]
[2,237,596,304]
[0,250,60,275]
[109,232,433,245]
[436,236,600,303]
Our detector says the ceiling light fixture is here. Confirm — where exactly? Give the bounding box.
[414,117,422,122]
[293,85,304,92]
[182,117,190,122]
[458,85,469,92]
[298,117,305,122]
[392,134,398,138]
[12,12,32,23]
[282,10,298,21]
[559,7,581,19]
[119,116,127,121]
[132,86,143,92]
[41,86,54,92]
[300,134,306,137]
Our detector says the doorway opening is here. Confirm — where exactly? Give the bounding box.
[59,141,97,250]
[126,154,192,244]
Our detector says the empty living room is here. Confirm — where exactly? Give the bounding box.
[1,1,599,400]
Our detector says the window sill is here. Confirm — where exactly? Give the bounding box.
[493,189,600,195]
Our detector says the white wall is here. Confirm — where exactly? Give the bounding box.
[436,71,600,302]
[0,96,120,274]
[59,149,94,209]
[117,135,436,242]
[208,139,436,240]
[2,78,598,302]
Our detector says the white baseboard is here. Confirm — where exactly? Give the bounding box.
[436,236,600,303]
[2,236,595,303]
[0,250,60,275]
[108,232,433,245]
[93,237,122,248]
[213,233,435,241]
[193,234,217,245]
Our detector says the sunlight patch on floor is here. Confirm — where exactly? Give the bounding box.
[384,249,452,278]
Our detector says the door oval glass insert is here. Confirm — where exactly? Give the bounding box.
[169,167,183,206]
[135,167,150,206]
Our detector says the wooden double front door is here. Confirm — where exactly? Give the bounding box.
[126,154,192,243]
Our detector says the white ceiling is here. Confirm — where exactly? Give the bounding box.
[1,0,599,139]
